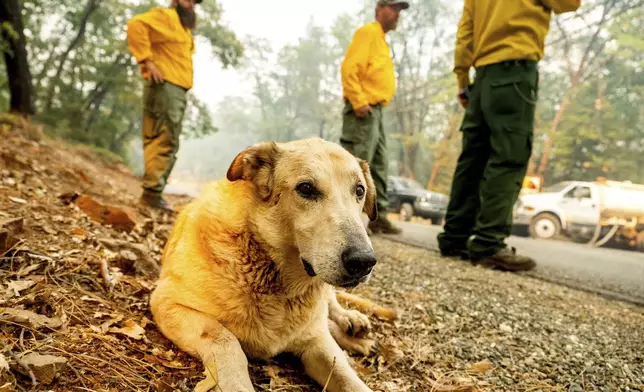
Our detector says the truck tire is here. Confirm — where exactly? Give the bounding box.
[529,213,561,240]
[637,231,644,252]
[399,203,414,222]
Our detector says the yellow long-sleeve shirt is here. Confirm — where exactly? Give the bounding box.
[454,0,581,89]
[341,21,396,110]
[126,7,195,90]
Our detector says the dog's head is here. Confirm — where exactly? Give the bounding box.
[227,138,378,288]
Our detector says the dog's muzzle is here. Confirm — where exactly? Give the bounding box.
[302,258,317,277]
[338,275,369,289]
[342,246,377,278]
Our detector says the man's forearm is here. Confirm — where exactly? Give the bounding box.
[453,3,474,89]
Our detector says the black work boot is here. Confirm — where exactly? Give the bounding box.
[470,246,536,272]
[368,214,402,235]
[139,190,174,213]
[440,247,469,260]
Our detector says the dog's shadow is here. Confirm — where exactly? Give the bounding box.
[249,353,320,391]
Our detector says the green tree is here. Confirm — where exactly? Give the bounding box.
[543,5,644,184]
[223,17,353,143]
[535,0,644,177]
[12,0,242,163]
[0,0,35,115]
[384,0,460,187]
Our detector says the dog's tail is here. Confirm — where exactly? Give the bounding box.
[335,290,398,321]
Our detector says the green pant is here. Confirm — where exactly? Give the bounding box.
[340,101,389,213]
[438,60,539,257]
[141,81,187,194]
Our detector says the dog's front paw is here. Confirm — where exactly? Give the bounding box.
[346,337,379,357]
[336,309,371,338]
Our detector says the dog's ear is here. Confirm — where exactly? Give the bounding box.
[358,158,378,221]
[227,142,280,200]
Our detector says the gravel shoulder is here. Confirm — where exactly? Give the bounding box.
[353,237,644,391]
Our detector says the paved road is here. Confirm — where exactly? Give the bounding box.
[381,221,644,306]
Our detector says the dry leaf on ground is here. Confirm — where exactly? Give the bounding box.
[15,263,41,277]
[470,360,494,374]
[5,280,36,297]
[14,353,68,385]
[264,364,290,386]
[108,319,146,340]
[0,354,8,372]
[90,313,124,334]
[0,308,63,330]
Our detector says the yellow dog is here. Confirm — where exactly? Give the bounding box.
[150,138,396,391]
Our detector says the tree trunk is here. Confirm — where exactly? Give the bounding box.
[537,90,572,176]
[405,143,417,180]
[83,86,111,133]
[427,109,460,190]
[110,118,135,152]
[525,106,542,176]
[82,54,126,110]
[43,0,100,110]
[0,0,36,116]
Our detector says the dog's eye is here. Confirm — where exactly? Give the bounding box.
[296,182,319,200]
[356,184,365,199]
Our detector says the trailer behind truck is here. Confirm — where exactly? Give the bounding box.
[513,179,644,251]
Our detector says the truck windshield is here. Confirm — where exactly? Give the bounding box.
[542,182,571,193]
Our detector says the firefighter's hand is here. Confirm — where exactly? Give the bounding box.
[354,104,372,118]
[457,87,470,108]
[145,60,164,84]
[457,95,469,108]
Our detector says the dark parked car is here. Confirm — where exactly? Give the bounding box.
[387,176,449,224]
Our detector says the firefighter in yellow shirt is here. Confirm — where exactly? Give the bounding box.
[126,0,200,212]
[437,0,581,270]
[340,0,409,235]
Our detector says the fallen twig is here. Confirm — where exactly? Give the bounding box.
[99,259,112,290]
[427,378,476,392]
[322,356,336,392]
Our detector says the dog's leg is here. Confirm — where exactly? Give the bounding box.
[334,290,398,321]
[299,332,373,392]
[151,298,255,392]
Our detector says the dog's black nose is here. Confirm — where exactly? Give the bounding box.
[342,246,377,277]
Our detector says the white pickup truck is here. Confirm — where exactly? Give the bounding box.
[512,180,644,251]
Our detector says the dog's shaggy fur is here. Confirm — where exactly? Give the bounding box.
[150,138,396,391]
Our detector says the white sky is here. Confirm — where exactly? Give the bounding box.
[190,0,365,113]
